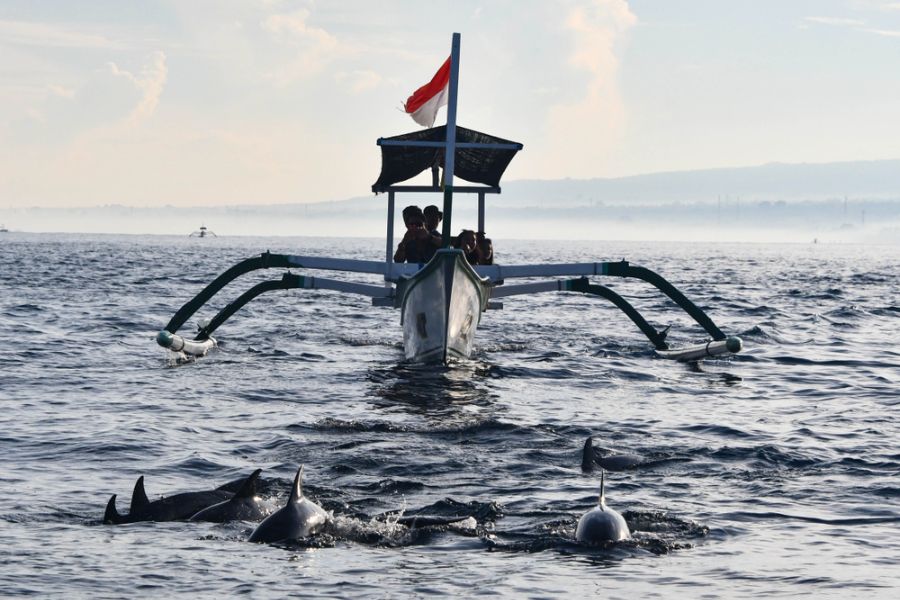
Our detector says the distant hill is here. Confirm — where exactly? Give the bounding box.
[500,159,900,207]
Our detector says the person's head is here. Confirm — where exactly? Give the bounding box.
[402,205,425,228]
[423,205,443,230]
[458,229,476,251]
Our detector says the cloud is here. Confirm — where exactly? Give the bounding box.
[859,27,900,36]
[804,16,866,26]
[107,51,168,123]
[263,9,335,47]
[335,69,381,93]
[803,14,900,37]
[48,84,76,99]
[24,107,45,123]
[261,8,339,84]
[0,19,116,48]
[541,0,637,178]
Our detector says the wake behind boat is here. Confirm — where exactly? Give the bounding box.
[157,33,742,365]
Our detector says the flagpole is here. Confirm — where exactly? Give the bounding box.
[441,32,461,247]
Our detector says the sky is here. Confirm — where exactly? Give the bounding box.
[1,0,900,209]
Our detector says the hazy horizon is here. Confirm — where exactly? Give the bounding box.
[4,195,898,245]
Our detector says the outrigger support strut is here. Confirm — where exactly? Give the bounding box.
[566,278,670,350]
[602,261,726,341]
[196,273,303,340]
[488,264,740,359]
[164,251,293,335]
[163,250,404,338]
[192,273,391,340]
[159,268,393,355]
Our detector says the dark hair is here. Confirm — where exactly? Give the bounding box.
[453,229,475,248]
[402,205,424,226]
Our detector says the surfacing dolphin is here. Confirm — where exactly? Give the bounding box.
[248,466,329,544]
[190,469,273,522]
[575,471,631,544]
[581,436,644,472]
[104,475,234,524]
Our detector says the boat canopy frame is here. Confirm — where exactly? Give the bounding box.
[378,180,502,288]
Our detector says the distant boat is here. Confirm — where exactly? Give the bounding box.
[189,225,216,238]
[0,224,8,233]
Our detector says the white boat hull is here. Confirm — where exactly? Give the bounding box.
[398,249,489,362]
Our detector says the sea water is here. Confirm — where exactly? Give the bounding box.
[0,233,897,598]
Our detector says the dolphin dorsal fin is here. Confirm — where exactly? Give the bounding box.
[104,495,123,524]
[598,470,607,509]
[130,476,149,512]
[234,469,262,499]
[288,466,304,503]
[581,436,595,473]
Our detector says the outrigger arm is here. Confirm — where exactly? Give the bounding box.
[194,273,390,341]
[157,251,396,357]
[488,260,743,361]
[491,278,670,350]
[157,253,741,362]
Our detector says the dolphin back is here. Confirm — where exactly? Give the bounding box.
[575,505,630,543]
[190,470,271,523]
[575,471,631,544]
[248,466,327,543]
[190,497,271,523]
[582,436,643,472]
[106,480,232,523]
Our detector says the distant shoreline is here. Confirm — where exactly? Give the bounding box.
[3,159,899,244]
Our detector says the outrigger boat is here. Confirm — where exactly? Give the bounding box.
[190,225,216,238]
[157,34,742,364]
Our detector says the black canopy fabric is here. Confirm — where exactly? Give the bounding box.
[372,125,522,192]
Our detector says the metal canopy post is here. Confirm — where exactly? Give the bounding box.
[441,33,461,247]
[385,190,395,286]
[478,191,485,233]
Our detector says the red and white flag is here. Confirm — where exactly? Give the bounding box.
[404,57,451,127]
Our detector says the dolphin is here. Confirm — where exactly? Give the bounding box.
[575,471,631,544]
[581,436,644,472]
[248,466,329,543]
[190,469,273,522]
[103,475,234,524]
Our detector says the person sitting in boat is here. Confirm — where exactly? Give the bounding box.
[394,206,439,263]
[476,231,494,265]
[453,229,494,265]
[424,205,443,237]
[475,231,494,265]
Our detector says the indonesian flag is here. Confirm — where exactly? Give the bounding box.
[404,57,451,127]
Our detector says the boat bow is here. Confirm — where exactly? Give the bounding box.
[396,249,489,362]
